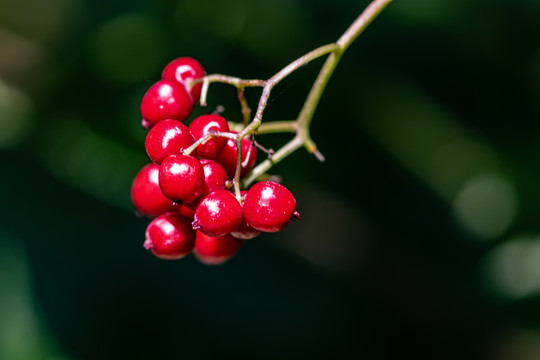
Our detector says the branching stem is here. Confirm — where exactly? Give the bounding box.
[193,0,391,189]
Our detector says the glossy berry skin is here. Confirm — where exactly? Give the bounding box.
[193,231,242,265]
[200,160,228,192]
[231,218,261,240]
[131,163,177,218]
[193,189,243,237]
[140,79,194,128]
[215,134,257,179]
[145,119,194,164]
[159,154,205,203]
[178,203,195,220]
[243,181,297,232]
[161,57,205,102]
[144,212,195,260]
[188,114,229,159]
[188,159,229,208]
[231,191,260,240]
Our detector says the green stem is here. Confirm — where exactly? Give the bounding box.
[199,75,265,106]
[193,0,392,189]
[183,131,237,156]
[297,51,341,130]
[241,0,392,187]
[257,121,297,134]
[242,135,304,187]
[238,43,341,139]
[237,87,251,126]
[233,138,243,200]
[298,0,393,131]
[337,0,392,51]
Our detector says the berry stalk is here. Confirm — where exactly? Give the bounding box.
[192,0,392,190]
[244,0,392,186]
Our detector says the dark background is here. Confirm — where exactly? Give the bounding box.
[1,0,540,359]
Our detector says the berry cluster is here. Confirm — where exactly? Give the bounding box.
[130,57,299,265]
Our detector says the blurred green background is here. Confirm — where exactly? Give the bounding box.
[1,0,540,358]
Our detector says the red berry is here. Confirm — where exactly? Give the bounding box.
[193,230,242,265]
[214,134,257,178]
[143,212,195,260]
[200,160,228,192]
[162,57,205,102]
[187,159,229,207]
[140,79,194,128]
[193,189,243,237]
[159,154,205,203]
[188,114,229,159]
[130,163,177,218]
[231,191,260,240]
[243,181,297,232]
[231,218,261,240]
[145,119,194,164]
[178,203,195,220]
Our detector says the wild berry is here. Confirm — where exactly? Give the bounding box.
[231,191,260,240]
[187,159,229,208]
[130,163,177,218]
[243,181,298,232]
[178,203,195,220]
[215,134,258,178]
[144,212,195,259]
[188,114,229,159]
[161,57,205,102]
[193,189,243,237]
[159,154,205,203]
[145,119,194,164]
[193,230,242,265]
[231,218,261,240]
[140,79,193,128]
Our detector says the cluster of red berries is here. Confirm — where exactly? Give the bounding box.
[130,57,299,265]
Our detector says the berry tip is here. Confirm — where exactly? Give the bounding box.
[143,238,153,250]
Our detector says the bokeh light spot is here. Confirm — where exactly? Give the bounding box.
[453,174,518,240]
[481,236,540,299]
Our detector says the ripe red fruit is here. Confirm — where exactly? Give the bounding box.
[130,163,177,218]
[140,79,194,128]
[243,181,298,232]
[188,114,229,159]
[159,154,205,203]
[214,134,257,178]
[200,160,228,192]
[193,189,243,237]
[193,231,243,265]
[231,191,260,240]
[187,159,229,207]
[178,203,195,220]
[231,218,261,240]
[145,119,194,164]
[161,57,205,103]
[143,212,195,260]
